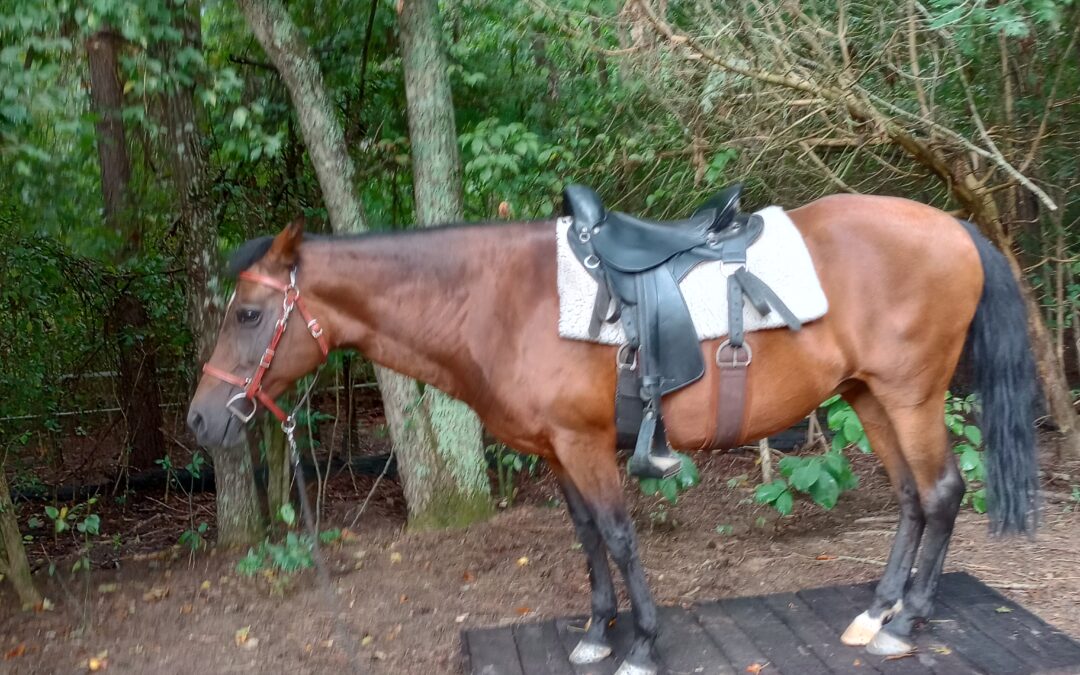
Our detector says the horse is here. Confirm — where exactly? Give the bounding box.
[187,193,1037,675]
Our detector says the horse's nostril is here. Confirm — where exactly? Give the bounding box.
[187,409,206,437]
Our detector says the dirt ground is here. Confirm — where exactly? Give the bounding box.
[2,448,1078,675]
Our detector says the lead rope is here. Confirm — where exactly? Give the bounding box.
[281,368,363,670]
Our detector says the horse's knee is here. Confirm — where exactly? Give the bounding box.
[922,465,964,518]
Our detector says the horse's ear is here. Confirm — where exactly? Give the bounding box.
[267,215,305,266]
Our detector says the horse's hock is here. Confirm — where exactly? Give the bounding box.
[462,573,1080,675]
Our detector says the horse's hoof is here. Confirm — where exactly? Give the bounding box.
[866,629,914,656]
[570,639,612,664]
[841,610,883,646]
[613,659,658,675]
[842,600,903,646]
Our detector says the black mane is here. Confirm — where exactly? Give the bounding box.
[227,236,274,277]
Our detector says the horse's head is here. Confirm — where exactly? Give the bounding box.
[186,217,330,448]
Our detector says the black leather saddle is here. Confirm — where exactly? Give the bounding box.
[563,183,802,478]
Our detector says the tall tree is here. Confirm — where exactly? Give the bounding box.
[0,470,40,608]
[235,0,492,528]
[160,2,263,545]
[86,28,167,471]
[396,0,492,525]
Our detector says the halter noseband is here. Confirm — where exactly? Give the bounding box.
[202,267,329,426]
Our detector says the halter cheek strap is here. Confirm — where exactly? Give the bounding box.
[202,268,330,425]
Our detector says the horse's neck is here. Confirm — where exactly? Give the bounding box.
[305,221,553,399]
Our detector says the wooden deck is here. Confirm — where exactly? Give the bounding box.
[461,572,1080,674]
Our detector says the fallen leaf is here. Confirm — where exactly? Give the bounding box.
[931,645,952,655]
[179,604,193,615]
[35,598,54,612]
[455,613,469,623]
[516,556,529,567]
[320,639,334,649]
[515,606,531,615]
[97,583,119,594]
[234,626,251,647]
[88,650,108,672]
[498,201,511,218]
[399,594,408,604]
[389,552,402,564]
[746,662,769,674]
[815,554,836,561]
[883,650,916,660]
[200,580,211,592]
[462,571,475,583]
[242,637,259,651]
[142,587,169,603]
[852,659,862,666]
[995,606,1013,613]
[361,635,374,647]
[373,650,387,661]
[4,644,26,660]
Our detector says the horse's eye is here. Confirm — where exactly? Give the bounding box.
[236,308,261,325]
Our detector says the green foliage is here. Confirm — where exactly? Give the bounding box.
[636,452,701,504]
[236,533,314,577]
[822,396,871,454]
[486,443,541,507]
[178,522,209,552]
[754,449,858,514]
[945,393,987,513]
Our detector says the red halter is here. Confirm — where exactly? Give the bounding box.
[202,267,330,425]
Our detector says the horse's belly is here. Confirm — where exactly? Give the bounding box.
[663,326,845,451]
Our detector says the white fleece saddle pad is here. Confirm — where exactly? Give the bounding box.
[557,206,829,345]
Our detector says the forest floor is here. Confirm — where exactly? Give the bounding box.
[1,444,1078,674]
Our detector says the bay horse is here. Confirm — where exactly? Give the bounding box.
[187,193,1037,675]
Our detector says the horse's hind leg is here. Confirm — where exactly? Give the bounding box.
[550,461,618,664]
[841,384,926,646]
[554,433,660,675]
[867,394,965,656]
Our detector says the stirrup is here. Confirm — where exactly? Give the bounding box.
[628,452,682,479]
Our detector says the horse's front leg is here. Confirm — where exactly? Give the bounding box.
[552,464,618,664]
[554,433,660,675]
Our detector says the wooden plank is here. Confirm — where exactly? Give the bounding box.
[465,625,526,675]
[513,621,575,675]
[693,601,771,673]
[943,571,1080,663]
[839,582,982,675]
[937,575,1080,671]
[653,605,735,675]
[763,592,881,674]
[720,595,832,675]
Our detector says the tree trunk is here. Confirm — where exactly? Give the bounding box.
[236,0,492,528]
[87,28,165,471]
[397,0,492,527]
[207,442,264,547]
[106,294,166,471]
[0,469,40,609]
[161,2,265,543]
[263,416,291,519]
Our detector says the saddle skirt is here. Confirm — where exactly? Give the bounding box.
[557,206,828,345]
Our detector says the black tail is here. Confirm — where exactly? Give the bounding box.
[958,220,1038,535]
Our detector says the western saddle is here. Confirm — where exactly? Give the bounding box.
[564,184,802,478]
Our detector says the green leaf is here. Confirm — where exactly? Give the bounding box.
[971,488,987,514]
[755,479,788,504]
[44,506,58,520]
[638,477,660,496]
[774,489,794,515]
[278,503,297,527]
[790,462,821,491]
[807,471,840,509]
[675,452,700,489]
[963,425,982,446]
[659,478,679,504]
[777,455,801,478]
[231,106,248,129]
[842,416,863,442]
